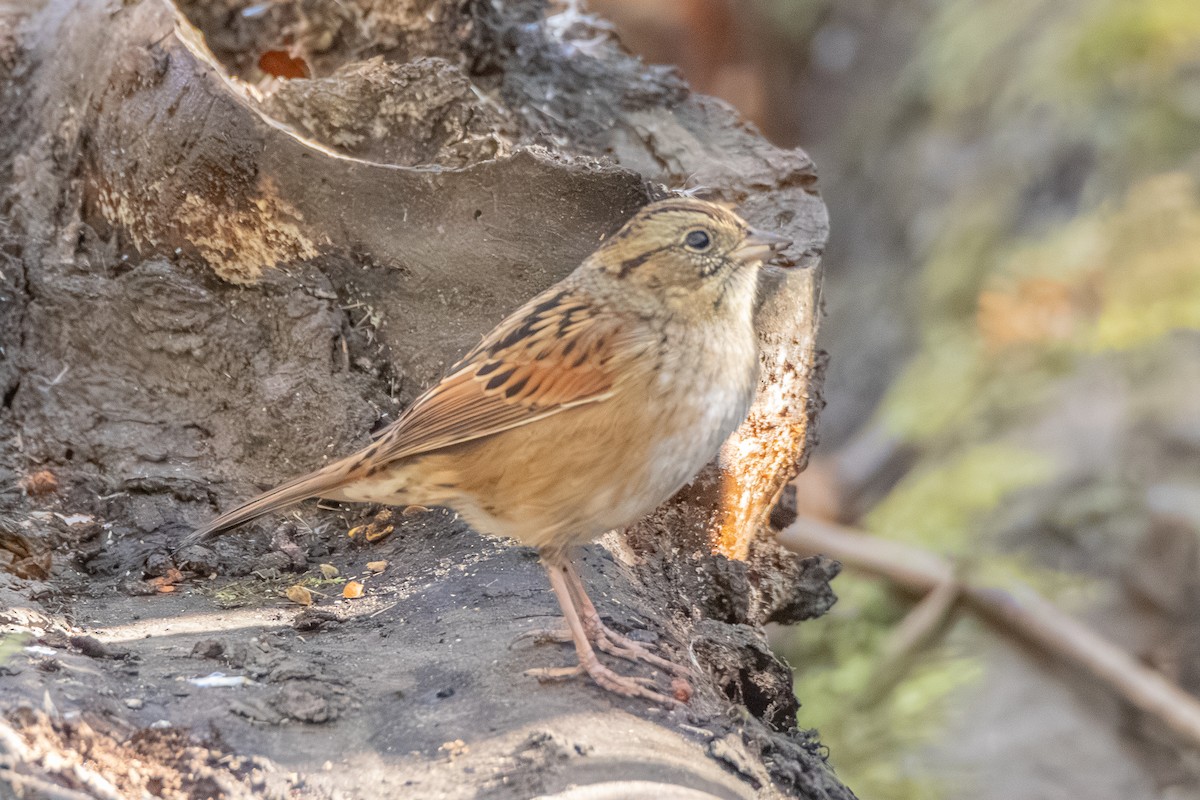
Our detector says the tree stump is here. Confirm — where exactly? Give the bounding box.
[0,1,849,798]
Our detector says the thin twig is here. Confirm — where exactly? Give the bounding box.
[368,601,399,619]
[857,575,962,709]
[780,516,1200,751]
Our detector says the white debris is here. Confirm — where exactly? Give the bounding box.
[187,672,255,688]
[23,646,57,657]
[53,513,94,526]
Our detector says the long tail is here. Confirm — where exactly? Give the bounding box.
[178,455,362,550]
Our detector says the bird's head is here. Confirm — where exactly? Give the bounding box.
[583,197,792,315]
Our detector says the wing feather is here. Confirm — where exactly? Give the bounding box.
[368,285,649,464]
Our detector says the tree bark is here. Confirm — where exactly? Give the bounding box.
[0,1,846,798]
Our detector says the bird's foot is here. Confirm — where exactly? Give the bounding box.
[509,626,571,648]
[532,556,694,705]
[585,618,693,679]
[524,656,687,706]
[515,619,692,679]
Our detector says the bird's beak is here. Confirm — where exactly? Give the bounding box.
[733,228,792,265]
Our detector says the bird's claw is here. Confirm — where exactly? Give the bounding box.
[509,626,571,649]
[520,616,693,679]
[526,660,684,705]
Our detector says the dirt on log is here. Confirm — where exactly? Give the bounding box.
[0,1,846,798]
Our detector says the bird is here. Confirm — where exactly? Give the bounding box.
[182,197,792,704]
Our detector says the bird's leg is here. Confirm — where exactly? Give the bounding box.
[524,556,682,705]
[561,558,692,679]
[512,553,692,679]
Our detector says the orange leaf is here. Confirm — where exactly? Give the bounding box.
[258,49,310,79]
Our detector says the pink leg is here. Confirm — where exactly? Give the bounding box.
[561,559,692,679]
[524,555,684,706]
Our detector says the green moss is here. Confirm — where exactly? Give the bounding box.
[916,0,1051,117]
[865,444,1056,553]
[1088,173,1200,349]
[879,333,985,441]
[0,632,31,666]
[756,0,830,41]
[881,171,1200,444]
[1070,0,1200,86]
[789,576,982,800]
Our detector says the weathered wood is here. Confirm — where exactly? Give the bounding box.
[0,1,841,797]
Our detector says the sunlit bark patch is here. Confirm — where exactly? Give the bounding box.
[713,269,822,561]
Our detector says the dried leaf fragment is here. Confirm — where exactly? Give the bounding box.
[19,470,58,496]
[258,49,310,79]
[350,508,396,543]
[286,584,314,606]
[148,568,184,594]
[366,560,388,574]
[366,524,394,543]
[319,563,339,579]
[342,581,364,599]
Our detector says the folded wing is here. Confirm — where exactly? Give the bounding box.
[183,285,650,544]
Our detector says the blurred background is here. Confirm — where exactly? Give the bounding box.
[586,0,1200,797]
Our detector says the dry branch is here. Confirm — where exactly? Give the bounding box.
[857,575,961,709]
[781,516,1200,751]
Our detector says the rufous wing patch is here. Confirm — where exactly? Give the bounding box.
[369,285,646,464]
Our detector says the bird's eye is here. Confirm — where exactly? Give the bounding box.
[684,229,712,251]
